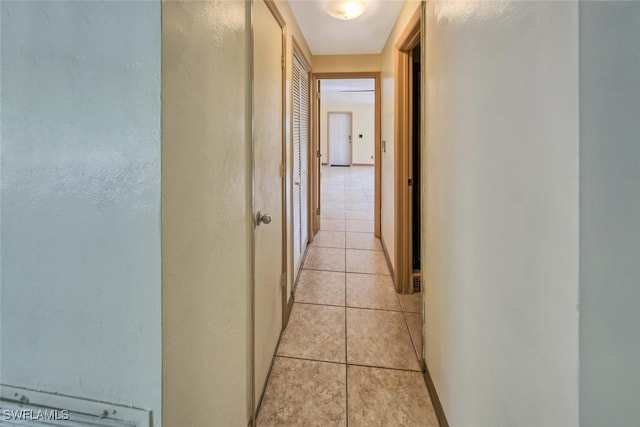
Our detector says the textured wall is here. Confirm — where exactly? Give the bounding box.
[579,2,640,425]
[312,54,381,73]
[1,0,161,422]
[161,0,251,425]
[423,1,579,425]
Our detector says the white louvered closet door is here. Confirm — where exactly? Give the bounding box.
[292,55,309,278]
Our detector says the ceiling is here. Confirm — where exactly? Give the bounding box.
[288,0,406,55]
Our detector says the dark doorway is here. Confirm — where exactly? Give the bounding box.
[411,43,421,272]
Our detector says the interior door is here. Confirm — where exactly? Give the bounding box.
[329,112,352,166]
[293,73,302,276]
[300,64,309,256]
[313,79,322,234]
[292,54,310,278]
[253,0,284,412]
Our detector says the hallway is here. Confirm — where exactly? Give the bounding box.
[256,166,438,426]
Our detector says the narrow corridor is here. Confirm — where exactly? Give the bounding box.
[257,166,438,426]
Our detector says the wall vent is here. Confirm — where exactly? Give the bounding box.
[412,271,422,293]
[0,384,151,427]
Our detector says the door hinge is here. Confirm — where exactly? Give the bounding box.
[408,178,414,186]
[316,92,320,100]
[316,150,321,158]
[281,272,287,289]
[281,56,285,70]
[279,164,285,178]
[316,208,320,215]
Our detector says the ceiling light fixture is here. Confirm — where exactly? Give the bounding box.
[326,0,367,21]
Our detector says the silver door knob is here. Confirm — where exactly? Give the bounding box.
[256,211,272,226]
[294,180,300,186]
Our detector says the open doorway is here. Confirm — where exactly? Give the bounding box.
[394,7,423,372]
[394,8,422,295]
[410,43,421,275]
[311,74,381,238]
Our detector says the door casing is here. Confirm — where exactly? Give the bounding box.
[311,72,382,237]
[394,7,422,295]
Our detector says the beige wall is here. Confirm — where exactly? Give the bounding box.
[321,101,375,165]
[423,1,580,425]
[313,54,381,73]
[162,1,252,425]
[379,0,421,270]
[275,0,313,301]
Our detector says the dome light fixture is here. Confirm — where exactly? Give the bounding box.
[326,0,367,21]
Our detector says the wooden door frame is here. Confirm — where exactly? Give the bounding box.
[327,111,354,166]
[312,72,382,237]
[250,0,287,420]
[394,7,421,293]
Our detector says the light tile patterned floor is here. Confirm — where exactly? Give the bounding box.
[257,165,438,427]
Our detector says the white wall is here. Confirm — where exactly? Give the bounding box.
[379,0,421,271]
[321,100,375,165]
[162,1,251,425]
[578,3,640,426]
[1,1,161,423]
[423,1,580,426]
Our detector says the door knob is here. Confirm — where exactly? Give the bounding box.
[256,211,272,226]
[294,180,300,186]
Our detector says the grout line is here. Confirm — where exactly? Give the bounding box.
[401,308,421,363]
[344,247,384,253]
[344,271,391,278]
[274,355,422,374]
[398,293,422,363]
[300,267,347,273]
[344,270,391,276]
[344,176,350,427]
[294,301,346,309]
[388,263,423,364]
[310,245,383,252]
[345,361,422,373]
[304,167,428,420]
[276,354,346,366]
[301,265,388,277]
[344,305,403,313]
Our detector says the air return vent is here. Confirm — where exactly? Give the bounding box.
[0,385,151,427]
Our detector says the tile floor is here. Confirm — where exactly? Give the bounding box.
[257,166,438,426]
